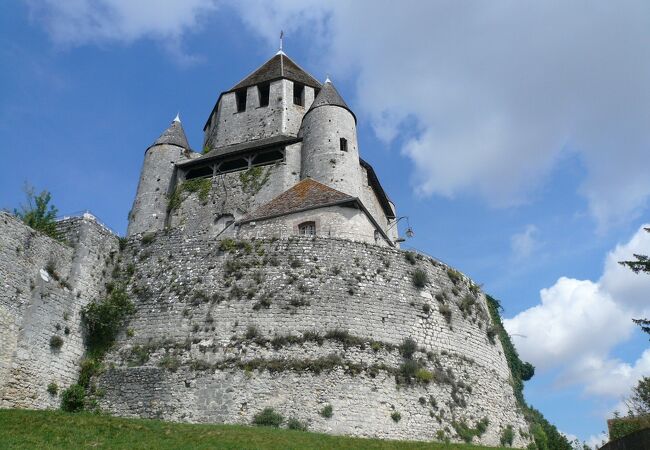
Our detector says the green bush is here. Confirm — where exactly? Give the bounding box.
[78,357,102,388]
[14,186,60,240]
[49,335,64,350]
[609,414,650,440]
[391,411,401,422]
[399,338,417,359]
[47,382,59,395]
[252,408,283,428]
[398,359,420,383]
[82,285,134,355]
[439,304,452,324]
[500,425,514,447]
[320,404,333,418]
[415,368,433,384]
[452,417,489,443]
[60,384,85,412]
[404,251,417,265]
[446,268,462,285]
[287,418,308,431]
[412,268,428,288]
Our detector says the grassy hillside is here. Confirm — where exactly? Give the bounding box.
[0,409,506,450]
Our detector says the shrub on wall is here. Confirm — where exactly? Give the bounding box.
[60,384,85,412]
[412,269,428,288]
[252,408,284,427]
[320,404,333,418]
[49,335,64,350]
[81,285,134,355]
[608,415,650,441]
[47,382,59,396]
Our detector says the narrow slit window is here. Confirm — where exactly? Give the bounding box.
[298,221,316,236]
[340,138,348,152]
[293,83,305,106]
[258,83,270,107]
[235,88,247,112]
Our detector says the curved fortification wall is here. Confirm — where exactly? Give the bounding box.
[97,231,531,447]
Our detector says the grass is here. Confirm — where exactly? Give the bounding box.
[0,409,506,450]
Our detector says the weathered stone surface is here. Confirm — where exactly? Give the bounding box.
[92,230,531,446]
[0,212,117,409]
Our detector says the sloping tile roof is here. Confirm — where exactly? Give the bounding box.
[151,120,189,149]
[230,52,322,91]
[243,178,356,222]
[306,80,356,122]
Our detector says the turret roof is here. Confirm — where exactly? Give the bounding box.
[230,51,321,91]
[307,79,356,122]
[152,117,189,149]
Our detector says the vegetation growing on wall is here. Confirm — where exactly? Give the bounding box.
[239,166,271,195]
[168,178,212,211]
[486,295,571,450]
[14,185,60,240]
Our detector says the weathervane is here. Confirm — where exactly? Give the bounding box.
[279,30,284,53]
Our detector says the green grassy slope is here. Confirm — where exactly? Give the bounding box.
[0,409,506,450]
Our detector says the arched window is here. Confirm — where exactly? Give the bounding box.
[298,221,316,236]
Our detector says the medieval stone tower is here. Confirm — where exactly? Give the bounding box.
[0,51,534,447]
[127,50,398,246]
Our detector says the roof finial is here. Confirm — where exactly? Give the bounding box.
[325,73,331,83]
[173,112,181,123]
[276,30,286,55]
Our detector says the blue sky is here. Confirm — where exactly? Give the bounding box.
[1,1,649,445]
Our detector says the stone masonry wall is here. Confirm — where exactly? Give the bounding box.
[207,80,315,149]
[96,230,532,447]
[237,205,390,246]
[0,212,118,409]
[168,146,301,236]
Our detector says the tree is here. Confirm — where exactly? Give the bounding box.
[618,227,650,340]
[13,185,59,239]
[626,376,650,416]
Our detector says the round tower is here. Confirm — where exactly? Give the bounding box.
[127,115,193,236]
[299,79,363,198]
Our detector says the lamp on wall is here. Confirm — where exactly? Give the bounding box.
[386,216,414,243]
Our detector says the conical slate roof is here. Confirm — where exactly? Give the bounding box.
[307,79,356,122]
[152,116,189,149]
[230,51,321,91]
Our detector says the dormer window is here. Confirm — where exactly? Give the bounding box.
[340,138,348,152]
[293,82,305,106]
[235,88,247,112]
[298,221,316,236]
[258,82,270,107]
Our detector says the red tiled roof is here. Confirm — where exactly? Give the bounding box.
[243,179,356,222]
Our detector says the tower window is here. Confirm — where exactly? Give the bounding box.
[293,83,305,106]
[235,88,247,112]
[340,138,348,152]
[298,221,316,236]
[258,82,270,107]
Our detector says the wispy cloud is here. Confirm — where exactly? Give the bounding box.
[511,224,540,260]
[25,0,219,64]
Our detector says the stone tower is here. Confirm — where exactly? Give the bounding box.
[127,116,191,236]
[203,51,321,150]
[299,79,363,199]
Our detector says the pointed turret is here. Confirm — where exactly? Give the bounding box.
[128,115,194,236]
[306,79,356,122]
[152,115,189,149]
[299,77,363,199]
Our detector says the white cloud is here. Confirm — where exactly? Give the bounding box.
[511,225,540,260]
[25,0,219,62]
[231,1,650,226]
[25,1,650,224]
[504,224,650,398]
